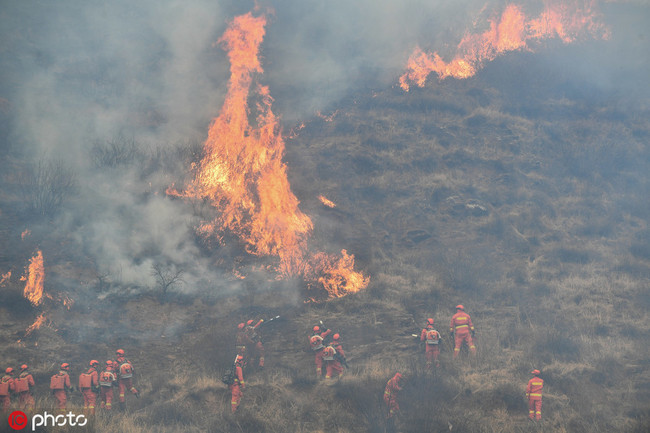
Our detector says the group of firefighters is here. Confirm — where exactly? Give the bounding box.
[384,304,544,423]
[3,306,544,424]
[0,349,138,416]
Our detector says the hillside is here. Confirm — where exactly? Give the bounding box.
[2,45,650,432]
[1,3,650,433]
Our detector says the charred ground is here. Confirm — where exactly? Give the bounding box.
[1,37,650,433]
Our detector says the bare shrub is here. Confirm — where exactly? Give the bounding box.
[90,134,139,168]
[150,263,184,303]
[20,157,77,218]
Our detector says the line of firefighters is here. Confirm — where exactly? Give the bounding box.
[233,305,543,422]
[384,305,544,423]
[0,349,138,416]
[3,306,543,423]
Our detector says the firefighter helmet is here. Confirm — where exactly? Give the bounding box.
[61,363,70,370]
[531,369,540,375]
[20,364,28,371]
[238,323,245,330]
[313,325,321,333]
[5,367,13,374]
[105,360,113,366]
[427,318,434,325]
[246,319,254,326]
[455,304,464,310]
[116,349,125,356]
[333,333,340,341]
[90,360,99,367]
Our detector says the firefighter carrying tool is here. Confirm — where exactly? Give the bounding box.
[0,368,14,413]
[235,322,253,366]
[15,364,35,410]
[449,305,476,359]
[99,360,117,411]
[309,325,332,379]
[246,319,265,369]
[50,363,73,412]
[526,369,544,421]
[420,318,442,369]
[79,360,99,415]
[115,349,139,408]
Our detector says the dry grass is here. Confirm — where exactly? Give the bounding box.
[1,53,649,433]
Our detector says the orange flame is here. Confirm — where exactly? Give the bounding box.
[399,1,608,90]
[316,110,339,122]
[21,229,31,240]
[0,271,10,286]
[173,12,368,298]
[22,250,45,306]
[24,313,47,336]
[318,195,337,208]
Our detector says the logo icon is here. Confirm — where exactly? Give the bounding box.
[8,411,28,430]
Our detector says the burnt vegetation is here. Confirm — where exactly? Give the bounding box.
[1,41,650,433]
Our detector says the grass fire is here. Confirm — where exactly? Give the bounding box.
[0,1,648,432]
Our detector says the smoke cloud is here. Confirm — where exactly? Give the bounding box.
[0,0,647,289]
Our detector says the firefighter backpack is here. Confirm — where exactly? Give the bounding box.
[79,373,93,388]
[13,377,28,393]
[221,369,235,385]
[50,374,65,390]
[0,380,10,396]
[119,362,133,378]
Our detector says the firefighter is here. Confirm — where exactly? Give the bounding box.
[114,349,139,408]
[246,319,265,368]
[79,360,100,415]
[230,355,245,413]
[449,305,476,359]
[420,318,442,369]
[236,322,253,366]
[0,367,14,413]
[99,360,117,411]
[14,364,35,410]
[309,325,332,379]
[50,363,73,412]
[526,369,544,421]
[325,333,346,380]
[384,373,403,420]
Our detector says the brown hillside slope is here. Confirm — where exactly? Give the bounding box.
[1,55,650,433]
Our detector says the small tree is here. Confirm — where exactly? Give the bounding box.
[150,263,184,303]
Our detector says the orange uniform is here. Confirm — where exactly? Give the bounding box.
[236,323,253,360]
[449,307,476,359]
[230,358,245,413]
[246,319,265,368]
[50,370,72,412]
[99,367,116,410]
[526,371,544,420]
[384,373,402,419]
[79,367,99,415]
[309,327,332,378]
[115,356,138,404]
[14,370,35,410]
[420,325,441,369]
[0,373,14,412]
[326,340,345,379]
